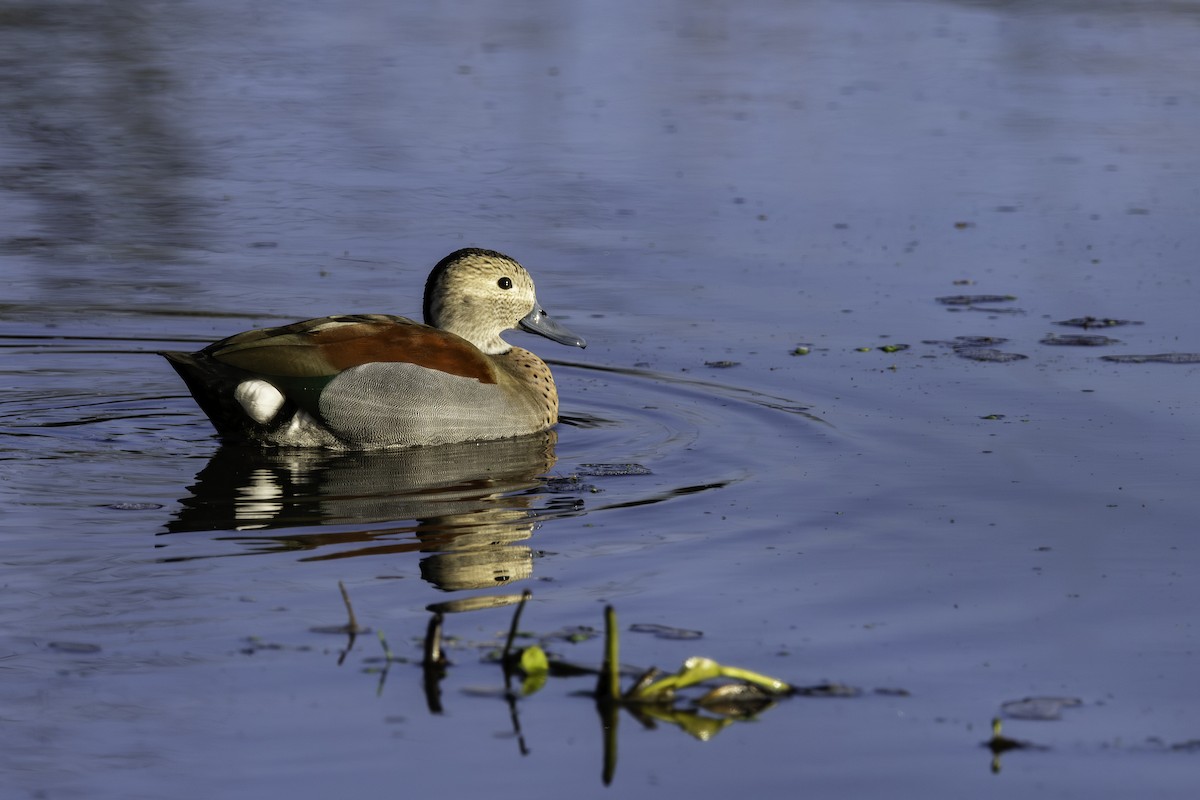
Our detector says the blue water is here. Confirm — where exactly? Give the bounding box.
[2,1,1199,797]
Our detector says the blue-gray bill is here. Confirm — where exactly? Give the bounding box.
[519,304,586,348]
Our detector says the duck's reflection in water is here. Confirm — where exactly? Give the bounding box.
[161,431,575,590]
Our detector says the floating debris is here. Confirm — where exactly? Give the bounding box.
[936,294,1017,306]
[1001,696,1083,721]
[955,348,1028,363]
[239,636,287,655]
[925,336,1027,363]
[1055,316,1142,329]
[47,641,102,654]
[104,502,164,511]
[630,623,703,641]
[791,346,811,356]
[924,335,1009,348]
[578,463,652,477]
[853,342,909,353]
[792,683,861,698]
[540,625,599,644]
[1040,334,1120,347]
[1101,353,1200,364]
[704,360,740,368]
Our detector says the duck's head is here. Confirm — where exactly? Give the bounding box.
[423,248,586,355]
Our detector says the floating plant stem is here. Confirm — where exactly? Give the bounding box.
[377,630,394,662]
[597,605,621,702]
[714,664,792,695]
[502,590,533,663]
[338,581,361,633]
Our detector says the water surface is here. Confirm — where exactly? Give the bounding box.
[2,1,1199,797]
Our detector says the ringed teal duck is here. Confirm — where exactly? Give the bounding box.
[163,248,586,448]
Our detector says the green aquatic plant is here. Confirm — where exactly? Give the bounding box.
[324,585,873,784]
[594,605,792,704]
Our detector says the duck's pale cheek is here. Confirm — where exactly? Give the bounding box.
[234,379,285,424]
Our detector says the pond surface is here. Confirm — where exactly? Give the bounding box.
[2,1,1199,797]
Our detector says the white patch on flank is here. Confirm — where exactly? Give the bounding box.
[234,379,285,424]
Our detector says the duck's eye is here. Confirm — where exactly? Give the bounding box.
[498,277,513,290]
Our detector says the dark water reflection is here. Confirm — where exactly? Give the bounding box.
[162,432,565,590]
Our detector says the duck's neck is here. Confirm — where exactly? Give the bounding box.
[474,335,511,355]
[439,316,509,354]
